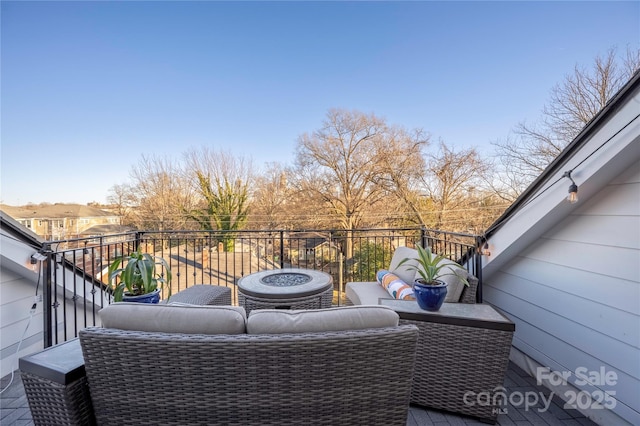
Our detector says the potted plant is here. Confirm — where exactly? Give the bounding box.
[108,249,172,303]
[397,244,468,311]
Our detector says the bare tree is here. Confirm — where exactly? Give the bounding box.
[183,148,252,252]
[375,126,430,227]
[419,142,490,231]
[248,162,293,230]
[493,47,640,197]
[127,155,193,232]
[106,183,137,226]
[292,108,428,257]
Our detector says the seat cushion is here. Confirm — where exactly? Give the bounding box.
[246,305,399,334]
[345,281,392,305]
[100,302,247,334]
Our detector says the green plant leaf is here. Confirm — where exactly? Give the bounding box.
[398,244,469,286]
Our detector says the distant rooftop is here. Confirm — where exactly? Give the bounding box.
[0,203,114,219]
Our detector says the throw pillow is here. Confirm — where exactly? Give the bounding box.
[246,305,399,334]
[377,270,415,300]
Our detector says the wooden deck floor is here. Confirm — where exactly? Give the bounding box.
[1,361,598,425]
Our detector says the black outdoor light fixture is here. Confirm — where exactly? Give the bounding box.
[562,170,579,204]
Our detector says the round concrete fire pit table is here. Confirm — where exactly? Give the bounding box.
[237,268,333,314]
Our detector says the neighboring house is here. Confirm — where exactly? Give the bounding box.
[0,203,126,241]
[482,71,639,425]
[0,211,108,378]
[287,232,339,264]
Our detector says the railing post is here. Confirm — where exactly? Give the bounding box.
[475,236,484,303]
[279,231,285,269]
[420,226,427,249]
[134,231,142,252]
[338,251,344,306]
[42,244,53,348]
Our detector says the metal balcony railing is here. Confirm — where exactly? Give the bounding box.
[39,227,483,347]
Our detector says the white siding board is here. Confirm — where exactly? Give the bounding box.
[609,161,640,185]
[0,298,43,331]
[0,267,44,378]
[485,266,639,347]
[503,257,639,314]
[0,268,37,298]
[485,283,638,379]
[1,313,44,346]
[573,180,640,217]
[543,215,639,249]
[508,317,639,424]
[1,338,43,379]
[523,239,639,282]
[0,268,22,287]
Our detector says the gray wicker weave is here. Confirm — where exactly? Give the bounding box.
[167,284,231,305]
[370,300,515,424]
[79,324,418,426]
[21,371,95,426]
[239,285,333,314]
[458,272,478,304]
[19,338,96,426]
[400,318,513,423]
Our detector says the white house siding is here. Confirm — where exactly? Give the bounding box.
[1,221,107,380]
[0,268,44,379]
[485,162,640,425]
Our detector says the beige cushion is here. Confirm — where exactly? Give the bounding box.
[345,281,391,305]
[388,246,419,284]
[100,302,247,334]
[246,305,399,334]
[413,258,467,303]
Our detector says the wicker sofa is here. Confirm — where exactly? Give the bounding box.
[25,302,419,426]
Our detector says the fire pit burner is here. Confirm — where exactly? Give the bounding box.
[260,272,312,287]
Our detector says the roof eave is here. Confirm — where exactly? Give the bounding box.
[485,70,640,239]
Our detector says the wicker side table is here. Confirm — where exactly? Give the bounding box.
[380,300,515,424]
[19,338,95,426]
[168,284,232,305]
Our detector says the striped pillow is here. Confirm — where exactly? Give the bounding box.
[377,270,415,301]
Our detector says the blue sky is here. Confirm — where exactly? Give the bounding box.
[1,1,638,205]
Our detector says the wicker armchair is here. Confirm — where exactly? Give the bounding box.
[79,323,418,425]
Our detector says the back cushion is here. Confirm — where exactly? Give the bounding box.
[100,302,247,334]
[388,246,419,284]
[246,305,399,334]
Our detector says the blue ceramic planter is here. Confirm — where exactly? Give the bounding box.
[413,280,448,311]
[123,288,161,304]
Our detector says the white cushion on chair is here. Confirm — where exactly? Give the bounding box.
[388,246,419,284]
[100,302,247,334]
[246,305,399,334]
[345,281,391,305]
